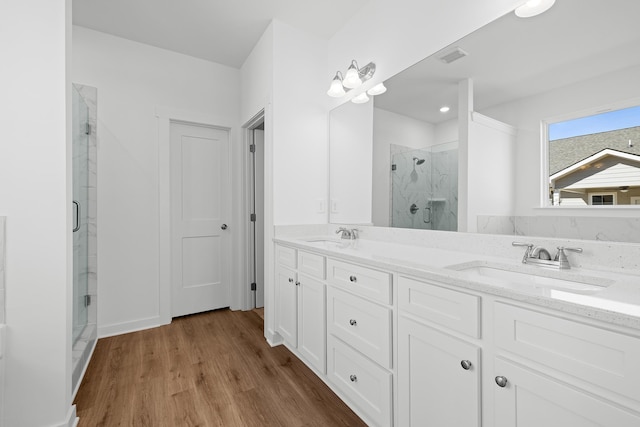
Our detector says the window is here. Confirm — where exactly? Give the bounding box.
[547,104,640,206]
[588,192,616,206]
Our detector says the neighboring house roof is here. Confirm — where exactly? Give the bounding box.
[550,148,640,190]
[549,126,640,175]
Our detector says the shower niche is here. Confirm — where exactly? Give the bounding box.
[390,142,458,231]
[71,83,98,396]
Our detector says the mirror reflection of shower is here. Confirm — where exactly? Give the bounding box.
[391,141,458,231]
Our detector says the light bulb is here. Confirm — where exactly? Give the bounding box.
[515,0,555,17]
[439,106,450,113]
[367,83,387,96]
[351,92,369,104]
[343,62,362,89]
[327,74,346,97]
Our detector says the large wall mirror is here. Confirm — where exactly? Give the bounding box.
[329,0,640,235]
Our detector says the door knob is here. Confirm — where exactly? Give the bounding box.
[221,224,228,230]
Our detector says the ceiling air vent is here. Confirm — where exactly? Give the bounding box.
[439,47,468,64]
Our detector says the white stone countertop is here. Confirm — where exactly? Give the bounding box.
[274,235,640,331]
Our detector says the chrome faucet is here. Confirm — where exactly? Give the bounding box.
[512,242,582,270]
[336,227,358,240]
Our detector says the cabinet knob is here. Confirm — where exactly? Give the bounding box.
[349,319,357,326]
[288,278,293,283]
[295,281,300,286]
[495,376,508,388]
[460,360,472,370]
[350,374,357,382]
[349,275,357,283]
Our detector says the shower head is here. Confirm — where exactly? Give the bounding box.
[413,157,425,165]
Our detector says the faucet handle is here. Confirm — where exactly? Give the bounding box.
[513,242,534,264]
[512,241,533,248]
[555,246,583,268]
[350,228,359,239]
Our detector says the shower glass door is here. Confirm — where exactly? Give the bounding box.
[72,86,89,345]
[390,142,459,231]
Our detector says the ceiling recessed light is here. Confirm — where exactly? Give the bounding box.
[439,106,450,113]
[514,0,555,18]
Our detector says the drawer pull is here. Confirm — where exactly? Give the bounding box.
[349,275,357,283]
[495,376,508,388]
[350,374,358,382]
[295,281,300,286]
[288,278,293,283]
[349,319,357,326]
[460,360,472,370]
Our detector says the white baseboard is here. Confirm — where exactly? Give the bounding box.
[55,405,77,427]
[97,315,169,339]
[265,328,283,347]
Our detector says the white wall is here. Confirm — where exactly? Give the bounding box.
[330,101,375,224]
[0,1,75,426]
[241,23,273,124]
[72,27,241,336]
[466,113,516,232]
[372,108,435,226]
[483,64,640,217]
[272,21,329,225]
[327,0,521,109]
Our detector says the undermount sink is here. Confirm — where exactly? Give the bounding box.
[449,263,612,294]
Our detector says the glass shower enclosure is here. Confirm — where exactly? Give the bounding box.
[72,86,89,346]
[390,141,458,231]
[71,84,97,396]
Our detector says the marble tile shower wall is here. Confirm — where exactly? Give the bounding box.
[477,215,640,243]
[391,146,458,231]
[391,147,431,229]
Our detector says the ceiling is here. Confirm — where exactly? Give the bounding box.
[72,0,369,68]
[374,0,640,124]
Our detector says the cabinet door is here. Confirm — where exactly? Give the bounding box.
[275,265,297,346]
[398,316,480,427]
[298,274,326,373]
[494,357,640,427]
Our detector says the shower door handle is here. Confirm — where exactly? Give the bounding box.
[73,201,81,232]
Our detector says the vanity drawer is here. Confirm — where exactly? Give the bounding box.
[297,250,325,279]
[494,302,640,403]
[327,335,392,427]
[327,287,392,368]
[399,276,480,338]
[327,259,392,305]
[276,245,296,269]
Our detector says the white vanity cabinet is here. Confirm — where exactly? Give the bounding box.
[492,302,640,427]
[274,244,327,374]
[326,259,394,427]
[397,276,481,427]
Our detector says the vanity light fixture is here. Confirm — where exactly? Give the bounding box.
[439,106,451,113]
[351,92,370,104]
[514,0,556,18]
[327,72,346,97]
[367,83,387,96]
[327,59,377,97]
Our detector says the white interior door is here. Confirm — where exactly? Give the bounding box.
[170,121,230,317]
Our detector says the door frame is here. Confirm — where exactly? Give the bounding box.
[156,107,237,325]
[242,110,265,310]
[241,107,279,344]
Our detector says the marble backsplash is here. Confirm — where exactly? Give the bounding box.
[477,215,640,243]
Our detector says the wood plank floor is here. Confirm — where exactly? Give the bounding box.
[74,309,366,426]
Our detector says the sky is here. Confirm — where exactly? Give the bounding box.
[549,105,640,141]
